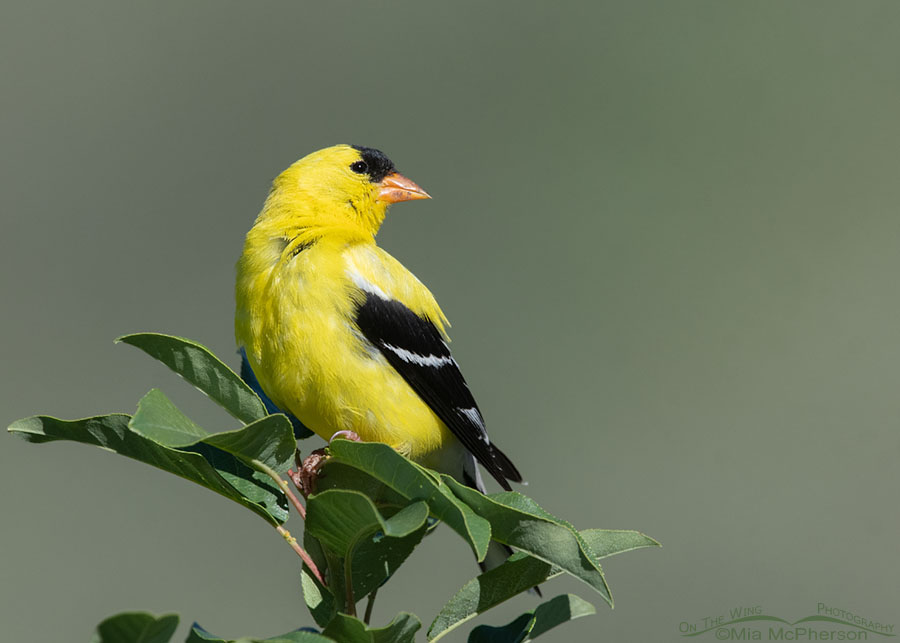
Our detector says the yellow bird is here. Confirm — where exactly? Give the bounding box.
[235,144,523,504]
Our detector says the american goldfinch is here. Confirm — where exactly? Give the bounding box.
[235,144,523,504]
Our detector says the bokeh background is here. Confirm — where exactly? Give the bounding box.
[2,1,898,641]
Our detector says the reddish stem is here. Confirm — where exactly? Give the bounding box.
[282,477,307,520]
[277,525,325,586]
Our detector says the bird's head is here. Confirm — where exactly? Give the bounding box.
[262,144,430,239]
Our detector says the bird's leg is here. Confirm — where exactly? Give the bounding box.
[288,432,361,499]
[290,448,327,499]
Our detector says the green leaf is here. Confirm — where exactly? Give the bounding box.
[326,440,491,561]
[261,636,334,643]
[117,333,266,424]
[444,478,611,605]
[187,623,333,642]
[306,490,428,556]
[348,517,428,600]
[187,442,288,524]
[89,611,178,643]
[322,613,421,643]
[468,613,532,643]
[130,389,295,473]
[128,389,293,519]
[427,553,552,641]
[312,463,431,598]
[9,414,287,525]
[579,529,661,559]
[306,489,430,602]
[428,528,658,641]
[467,594,595,643]
[202,415,295,473]
[299,526,335,627]
[301,566,337,630]
[130,388,207,446]
[316,461,409,510]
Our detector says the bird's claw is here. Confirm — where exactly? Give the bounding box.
[288,433,361,498]
[290,448,327,498]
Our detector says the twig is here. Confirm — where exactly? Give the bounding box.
[280,478,307,519]
[258,462,306,520]
[276,525,325,586]
[363,588,378,625]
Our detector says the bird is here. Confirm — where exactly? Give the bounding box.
[235,144,524,569]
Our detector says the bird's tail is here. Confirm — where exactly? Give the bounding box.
[486,442,523,490]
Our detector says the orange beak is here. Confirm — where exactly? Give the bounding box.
[377,172,431,204]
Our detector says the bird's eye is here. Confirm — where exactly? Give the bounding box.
[350,161,368,174]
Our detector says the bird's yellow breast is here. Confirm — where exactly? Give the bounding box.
[235,233,454,459]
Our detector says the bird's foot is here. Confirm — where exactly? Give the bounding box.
[289,448,327,499]
[288,433,361,498]
[330,430,361,443]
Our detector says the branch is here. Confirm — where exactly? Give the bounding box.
[258,461,306,520]
[276,525,324,586]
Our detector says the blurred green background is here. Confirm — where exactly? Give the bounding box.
[2,1,898,641]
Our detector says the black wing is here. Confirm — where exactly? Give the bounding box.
[354,291,522,490]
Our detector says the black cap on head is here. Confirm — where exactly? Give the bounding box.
[350,145,396,183]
